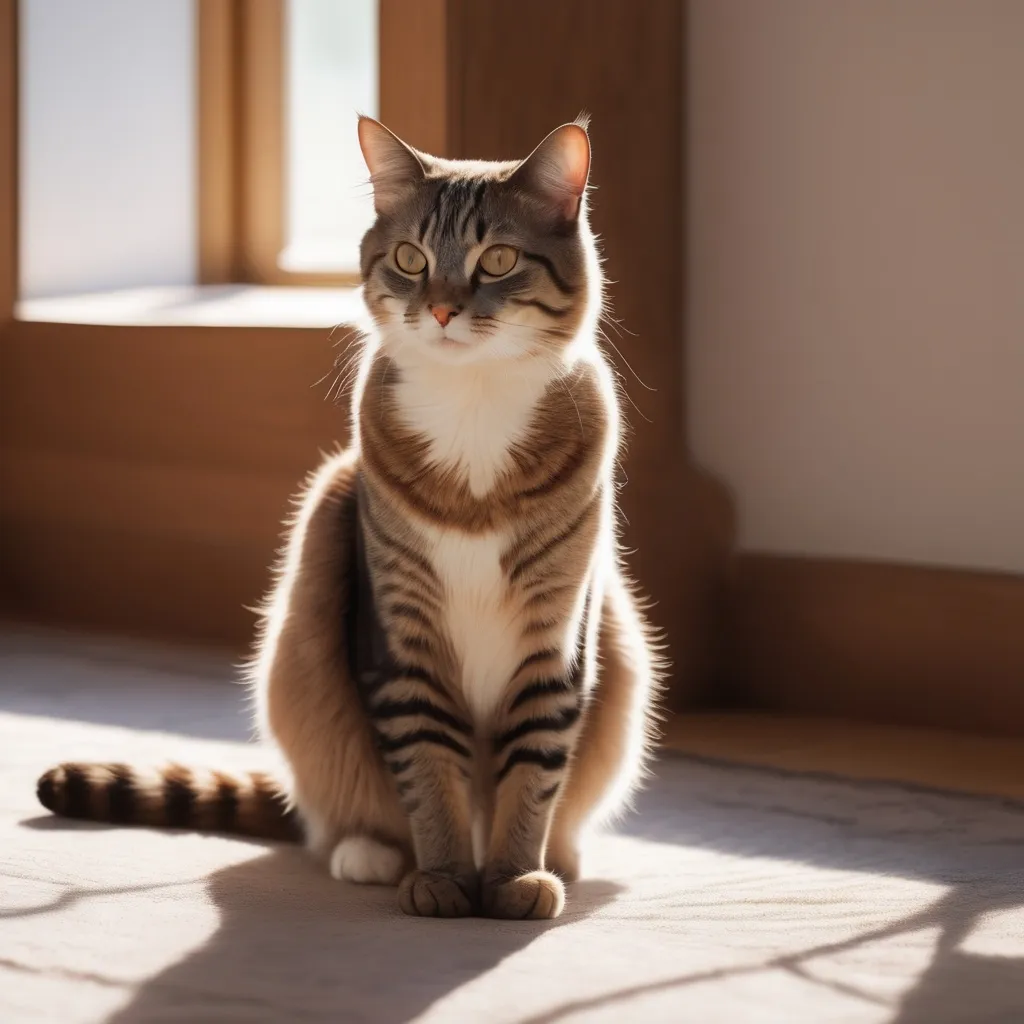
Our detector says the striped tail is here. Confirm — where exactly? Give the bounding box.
[36,762,302,842]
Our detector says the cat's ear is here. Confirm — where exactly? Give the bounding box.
[358,116,425,216]
[511,121,591,223]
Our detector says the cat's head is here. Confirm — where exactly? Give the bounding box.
[357,117,598,365]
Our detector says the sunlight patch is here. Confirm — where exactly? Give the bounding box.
[959,907,1024,959]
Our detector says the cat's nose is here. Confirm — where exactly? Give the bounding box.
[429,304,459,327]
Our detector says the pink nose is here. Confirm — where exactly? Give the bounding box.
[430,304,458,327]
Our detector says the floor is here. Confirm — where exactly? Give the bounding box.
[2,627,1023,1023]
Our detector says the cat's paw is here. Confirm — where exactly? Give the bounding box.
[482,869,566,920]
[398,870,477,918]
[329,836,405,885]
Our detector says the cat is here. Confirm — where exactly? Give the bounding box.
[35,116,664,920]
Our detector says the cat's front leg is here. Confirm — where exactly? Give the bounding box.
[481,673,583,920]
[370,674,479,917]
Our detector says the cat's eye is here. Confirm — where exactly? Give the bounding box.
[478,245,518,277]
[394,242,427,275]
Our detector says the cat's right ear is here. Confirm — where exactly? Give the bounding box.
[510,121,591,224]
[357,117,425,216]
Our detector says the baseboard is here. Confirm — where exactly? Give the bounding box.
[662,712,1024,802]
[724,554,1024,737]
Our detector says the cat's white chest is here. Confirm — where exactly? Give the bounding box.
[393,356,552,497]
[391,348,556,716]
[425,526,517,721]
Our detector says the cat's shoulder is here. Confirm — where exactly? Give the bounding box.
[538,348,620,440]
[292,446,362,516]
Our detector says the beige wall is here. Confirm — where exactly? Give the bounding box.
[687,0,1024,574]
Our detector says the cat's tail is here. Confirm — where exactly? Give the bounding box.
[36,762,302,842]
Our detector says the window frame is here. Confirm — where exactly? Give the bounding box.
[198,0,365,287]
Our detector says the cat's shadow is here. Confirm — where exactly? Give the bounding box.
[89,837,622,1023]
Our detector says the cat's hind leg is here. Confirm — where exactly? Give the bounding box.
[545,570,662,882]
[251,449,413,883]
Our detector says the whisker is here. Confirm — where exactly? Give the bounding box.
[311,365,337,389]
[601,310,637,338]
[598,329,656,393]
[472,314,572,338]
[558,374,585,439]
[328,361,362,406]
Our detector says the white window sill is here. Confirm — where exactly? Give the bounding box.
[16,284,366,329]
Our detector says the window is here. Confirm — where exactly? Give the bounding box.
[18,0,196,300]
[282,0,378,276]
[218,0,380,289]
[16,0,380,318]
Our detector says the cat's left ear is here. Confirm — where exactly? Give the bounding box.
[511,121,591,223]
[358,116,426,216]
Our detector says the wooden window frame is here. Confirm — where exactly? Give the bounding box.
[199,0,360,287]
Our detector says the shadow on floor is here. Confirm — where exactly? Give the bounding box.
[97,845,622,1024]
[505,882,1024,1024]
[27,754,1022,1023]
[6,630,1023,1022]
[598,754,1024,1024]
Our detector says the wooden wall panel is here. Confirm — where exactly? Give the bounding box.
[0,321,354,473]
[2,520,266,648]
[727,555,1024,737]
[0,320,354,651]
[379,0,455,156]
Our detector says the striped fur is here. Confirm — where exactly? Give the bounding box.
[35,118,665,921]
[36,763,299,841]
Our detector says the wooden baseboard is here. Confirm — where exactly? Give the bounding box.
[662,712,1024,802]
[725,554,1024,737]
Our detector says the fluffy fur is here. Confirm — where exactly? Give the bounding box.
[36,117,664,920]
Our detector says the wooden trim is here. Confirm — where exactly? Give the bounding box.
[378,0,457,156]
[235,0,284,284]
[196,0,239,284]
[0,0,16,322]
[725,555,1024,737]
[444,0,466,159]
[662,713,1024,802]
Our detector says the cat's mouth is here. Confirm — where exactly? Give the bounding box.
[426,325,474,350]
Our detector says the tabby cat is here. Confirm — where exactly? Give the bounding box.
[36,117,663,920]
